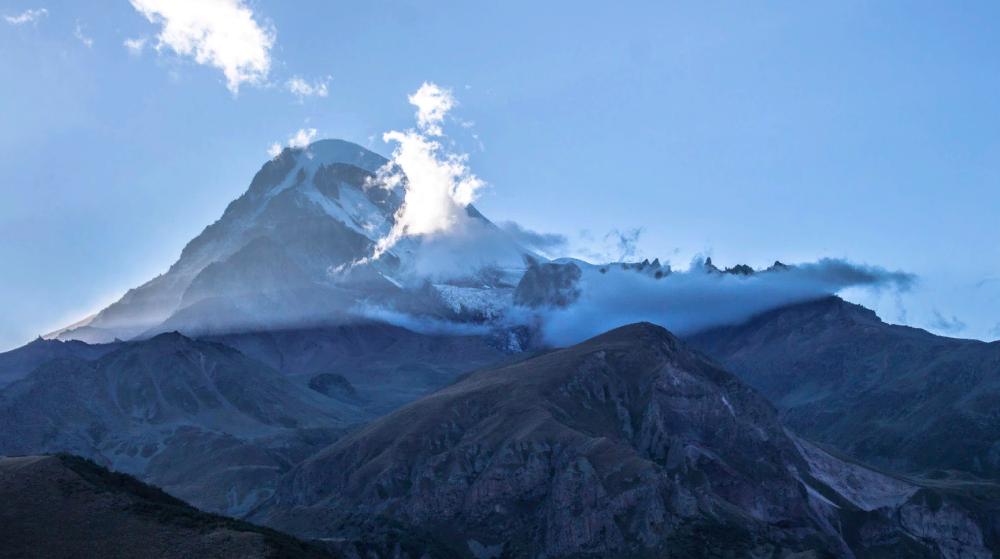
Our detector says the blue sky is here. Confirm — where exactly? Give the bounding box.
[1,0,999,350]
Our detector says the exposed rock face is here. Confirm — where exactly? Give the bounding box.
[308,372,359,401]
[253,323,999,558]
[0,332,363,515]
[688,295,1000,479]
[0,454,334,559]
[513,259,582,308]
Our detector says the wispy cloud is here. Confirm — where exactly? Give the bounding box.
[73,21,93,48]
[498,221,567,256]
[930,310,966,335]
[123,37,147,55]
[408,82,455,137]
[128,0,275,94]
[605,228,643,261]
[267,128,318,158]
[571,227,647,263]
[975,277,1000,290]
[288,127,317,148]
[4,7,47,25]
[286,76,330,101]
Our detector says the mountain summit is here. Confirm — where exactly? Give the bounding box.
[55,140,530,343]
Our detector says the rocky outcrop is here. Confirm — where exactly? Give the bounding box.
[308,372,360,401]
[513,259,581,308]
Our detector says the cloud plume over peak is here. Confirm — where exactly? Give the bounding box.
[369,82,485,259]
[408,82,455,136]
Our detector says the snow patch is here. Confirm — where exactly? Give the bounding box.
[338,185,393,238]
[301,184,370,237]
[434,284,513,320]
[803,482,840,509]
[720,395,736,417]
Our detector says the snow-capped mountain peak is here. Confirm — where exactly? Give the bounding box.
[54,139,530,343]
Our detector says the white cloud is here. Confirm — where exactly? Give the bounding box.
[123,37,147,55]
[286,76,330,101]
[380,131,483,233]
[288,127,317,149]
[4,8,47,25]
[408,82,455,136]
[266,128,318,158]
[74,22,93,48]
[128,0,275,94]
[369,82,484,259]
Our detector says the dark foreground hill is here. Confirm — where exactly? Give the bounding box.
[253,323,1000,558]
[0,454,333,559]
[689,296,1000,479]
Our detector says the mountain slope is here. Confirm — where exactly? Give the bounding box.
[0,454,334,559]
[207,322,524,414]
[688,296,1000,479]
[253,323,998,558]
[0,332,363,515]
[56,140,394,342]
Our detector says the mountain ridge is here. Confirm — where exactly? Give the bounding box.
[689,295,1000,479]
[253,321,998,558]
[0,330,366,515]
